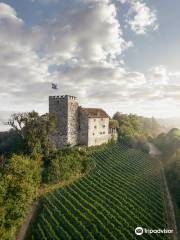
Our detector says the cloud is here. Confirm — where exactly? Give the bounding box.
[0,0,133,127]
[0,3,50,110]
[147,65,169,85]
[1,0,180,129]
[0,2,23,23]
[119,0,158,34]
[39,0,132,65]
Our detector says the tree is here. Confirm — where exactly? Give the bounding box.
[112,112,163,152]
[109,119,119,129]
[8,111,57,157]
[0,129,24,157]
[0,155,41,240]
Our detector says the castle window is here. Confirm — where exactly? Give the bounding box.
[102,125,105,128]
[103,131,105,134]
[93,133,95,136]
[94,119,96,122]
[94,126,97,129]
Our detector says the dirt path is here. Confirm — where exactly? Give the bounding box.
[16,175,82,240]
[16,201,38,240]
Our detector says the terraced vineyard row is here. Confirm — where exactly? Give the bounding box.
[28,143,169,240]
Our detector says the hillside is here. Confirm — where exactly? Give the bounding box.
[26,143,171,240]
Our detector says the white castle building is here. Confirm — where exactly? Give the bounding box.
[49,95,117,147]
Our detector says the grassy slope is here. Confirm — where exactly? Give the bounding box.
[26,143,170,240]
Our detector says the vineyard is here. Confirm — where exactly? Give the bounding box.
[27,143,170,240]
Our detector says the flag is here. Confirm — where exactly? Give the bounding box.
[52,83,58,90]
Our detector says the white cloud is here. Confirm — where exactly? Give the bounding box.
[117,0,128,3]
[0,3,51,111]
[40,0,132,65]
[147,65,169,85]
[0,0,133,127]
[120,0,158,34]
[1,0,180,130]
[0,2,23,23]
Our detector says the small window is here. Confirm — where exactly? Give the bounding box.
[93,133,95,136]
[94,119,96,122]
[94,126,97,129]
[102,125,105,128]
[103,131,105,134]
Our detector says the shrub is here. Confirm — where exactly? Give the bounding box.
[42,147,96,184]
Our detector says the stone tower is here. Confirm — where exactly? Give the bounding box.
[49,95,79,147]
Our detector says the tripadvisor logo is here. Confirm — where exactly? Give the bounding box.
[135,227,174,235]
[135,227,143,235]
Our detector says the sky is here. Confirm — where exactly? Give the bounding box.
[0,0,180,131]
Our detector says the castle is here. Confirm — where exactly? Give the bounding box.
[49,95,117,147]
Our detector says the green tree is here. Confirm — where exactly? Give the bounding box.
[0,155,41,240]
[8,111,57,157]
[113,112,163,152]
[109,119,119,129]
[0,130,24,157]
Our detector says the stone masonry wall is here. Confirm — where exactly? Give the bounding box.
[78,110,88,146]
[67,96,79,146]
[49,96,68,147]
[88,118,109,147]
[49,95,79,147]
[49,95,112,147]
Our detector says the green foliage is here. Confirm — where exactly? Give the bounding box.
[154,128,180,235]
[42,148,96,183]
[28,143,168,240]
[0,129,24,157]
[109,119,119,129]
[113,113,162,152]
[0,155,41,240]
[8,111,57,157]
[154,128,180,158]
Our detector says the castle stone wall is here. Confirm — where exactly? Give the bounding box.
[49,95,79,147]
[87,118,109,147]
[78,110,88,145]
[50,134,68,148]
[67,96,79,145]
[49,95,115,148]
